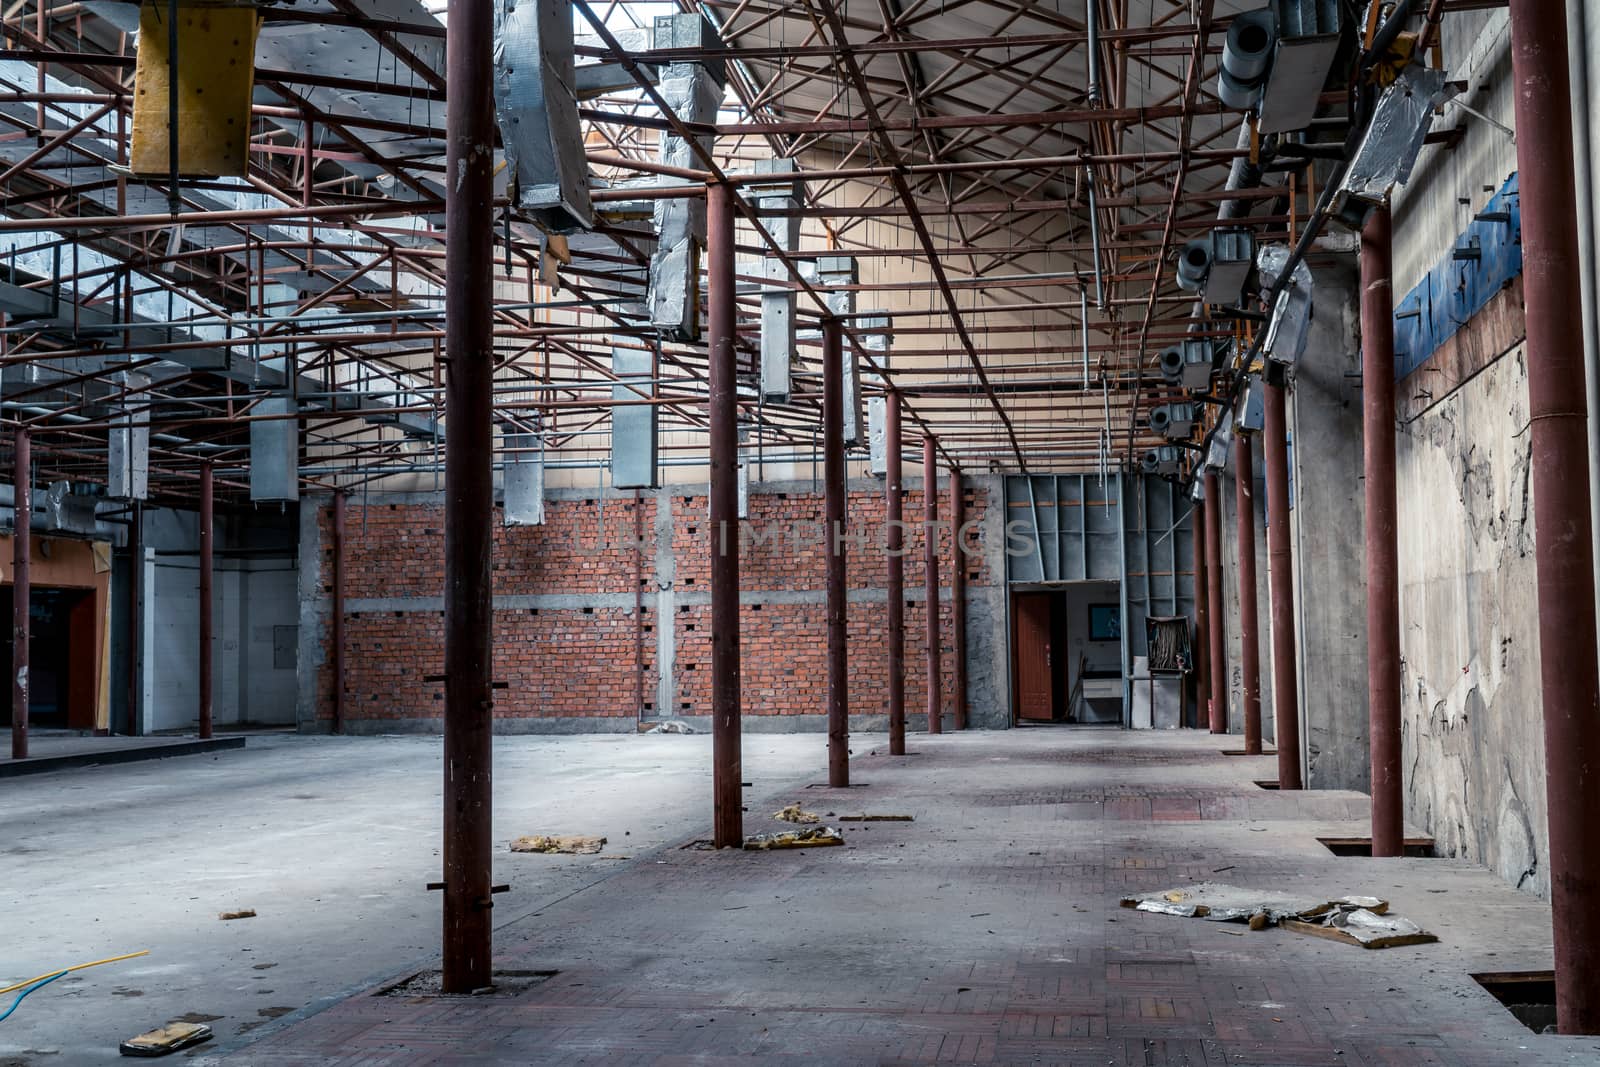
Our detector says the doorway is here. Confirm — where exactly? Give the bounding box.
[1,585,97,729]
[1011,582,1123,725]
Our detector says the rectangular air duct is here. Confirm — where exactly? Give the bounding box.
[495,0,595,232]
[867,396,888,476]
[107,371,150,501]
[754,158,800,403]
[815,256,863,446]
[1258,0,1344,136]
[611,346,659,488]
[1204,229,1257,306]
[504,432,546,526]
[249,396,299,503]
[646,14,724,340]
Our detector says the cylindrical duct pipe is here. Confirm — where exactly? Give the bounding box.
[1509,0,1600,1034]
[1360,205,1403,858]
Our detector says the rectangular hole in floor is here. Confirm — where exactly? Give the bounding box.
[1253,780,1279,789]
[1222,749,1277,757]
[1472,971,1556,1034]
[1316,836,1436,857]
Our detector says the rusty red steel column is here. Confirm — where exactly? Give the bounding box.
[922,435,942,734]
[949,464,968,730]
[1193,495,1209,730]
[126,501,143,736]
[1235,441,1262,755]
[1507,0,1600,1034]
[1263,383,1303,788]
[198,459,213,741]
[707,181,743,847]
[11,428,28,759]
[884,394,906,755]
[1204,470,1226,733]
[440,0,496,993]
[1361,205,1402,858]
[331,490,347,735]
[823,317,849,787]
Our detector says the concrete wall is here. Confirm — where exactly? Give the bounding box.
[298,476,1010,734]
[1288,254,1368,790]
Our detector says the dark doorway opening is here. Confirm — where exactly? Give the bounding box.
[1472,971,1556,1033]
[2,585,97,730]
[1011,583,1122,725]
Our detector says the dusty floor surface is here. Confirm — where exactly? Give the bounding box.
[8,728,1600,1065]
[0,731,826,1065]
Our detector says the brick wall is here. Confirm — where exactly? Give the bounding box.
[311,481,991,730]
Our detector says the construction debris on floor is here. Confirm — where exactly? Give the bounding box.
[643,721,695,734]
[772,803,821,824]
[1120,882,1436,948]
[743,826,844,850]
[217,909,256,921]
[118,1021,213,1057]
[509,835,606,855]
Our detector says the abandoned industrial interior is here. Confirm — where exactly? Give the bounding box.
[11,0,1600,1061]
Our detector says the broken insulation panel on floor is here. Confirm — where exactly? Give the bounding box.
[1120,882,1435,948]
[510,835,606,855]
[743,826,844,850]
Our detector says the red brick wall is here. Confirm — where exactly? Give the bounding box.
[316,484,988,727]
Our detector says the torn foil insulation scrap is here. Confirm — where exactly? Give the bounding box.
[1119,883,1387,922]
[772,803,821,824]
[1336,63,1457,208]
[1283,908,1440,949]
[510,834,606,854]
[743,826,844,850]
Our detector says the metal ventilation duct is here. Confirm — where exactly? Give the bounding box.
[867,396,888,476]
[249,396,299,503]
[646,14,725,340]
[1259,0,1344,135]
[1336,64,1457,214]
[107,370,150,501]
[494,0,595,233]
[753,158,800,403]
[611,346,659,489]
[1258,243,1315,371]
[503,432,546,526]
[815,256,863,446]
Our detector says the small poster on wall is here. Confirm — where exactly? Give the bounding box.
[1089,603,1121,642]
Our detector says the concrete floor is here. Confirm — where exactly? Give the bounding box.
[0,731,829,1065]
[7,728,1600,1065]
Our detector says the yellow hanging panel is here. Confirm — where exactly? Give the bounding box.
[130,1,261,178]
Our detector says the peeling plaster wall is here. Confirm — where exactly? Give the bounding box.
[1384,10,1550,898]
[1396,349,1547,895]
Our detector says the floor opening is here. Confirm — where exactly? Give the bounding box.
[1253,779,1279,789]
[374,969,558,998]
[1472,971,1557,1033]
[1317,836,1436,857]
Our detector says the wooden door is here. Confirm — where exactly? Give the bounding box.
[1013,592,1055,722]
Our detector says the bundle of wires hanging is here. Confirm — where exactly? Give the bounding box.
[1148,618,1190,674]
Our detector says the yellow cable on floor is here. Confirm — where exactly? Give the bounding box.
[0,950,150,996]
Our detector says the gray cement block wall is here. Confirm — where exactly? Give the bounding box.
[296,475,1013,734]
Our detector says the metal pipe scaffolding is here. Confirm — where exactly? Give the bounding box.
[440,0,497,994]
[1507,0,1600,1034]
[823,317,849,787]
[1361,205,1403,859]
[885,395,907,756]
[923,435,942,733]
[707,181,744,848]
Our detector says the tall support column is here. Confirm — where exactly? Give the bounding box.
[823,317,849,787]
[11,428,28,759]
[1235,443,1262,755]
[1193,496,1209,730]
[707,181,743,847]
[922,436,942,734]
[1508,0,1600,1034]
[441,0,496,993]
[1264,383,1303,788]
[885,395,906,755]
[949,466,968,730]
[198,459,213,741]
[1360,206,1402,858]
[1204,470,1226,733]
[331,490,347,735]
[126,500,142,736]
